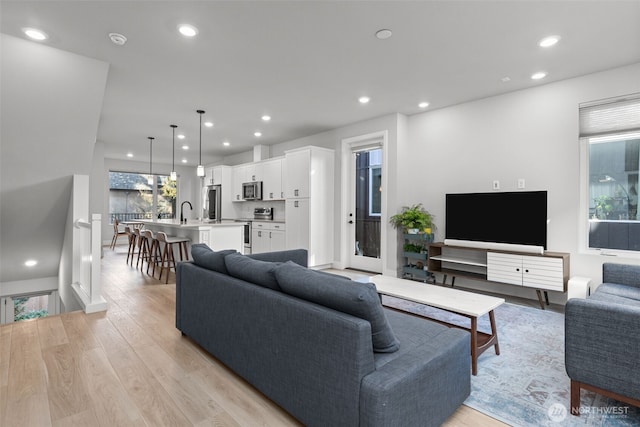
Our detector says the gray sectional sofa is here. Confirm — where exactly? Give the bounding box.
[565,262,640,415]
[176,244,471,427]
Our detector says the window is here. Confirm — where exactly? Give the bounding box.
[108,171,176,222]
[581,93,640,252]
[369,149,382,216]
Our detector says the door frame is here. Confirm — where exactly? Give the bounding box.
[340,130,388,273]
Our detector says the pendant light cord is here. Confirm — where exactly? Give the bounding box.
[197,110,205,166]
[171,124,177,177]
[148,136,154,178]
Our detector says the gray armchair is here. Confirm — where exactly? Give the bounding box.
[565,262,640,415]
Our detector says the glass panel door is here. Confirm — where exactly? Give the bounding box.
[349,147,382,272]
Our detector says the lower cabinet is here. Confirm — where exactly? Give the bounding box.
[251,222,286,254]
[487,252,565,291]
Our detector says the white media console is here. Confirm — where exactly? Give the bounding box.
[427,242,569,308]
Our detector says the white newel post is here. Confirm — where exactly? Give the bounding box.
[89,213,105,309]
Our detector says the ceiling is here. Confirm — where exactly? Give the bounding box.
[2,1,639,167]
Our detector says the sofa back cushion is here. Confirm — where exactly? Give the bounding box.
[224,253,281,291]
[191,244,236,274]
[274,261,400,353]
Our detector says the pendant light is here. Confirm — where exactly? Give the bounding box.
[170,124,177,181]
[147,136,154,185]
[196,109,205,177]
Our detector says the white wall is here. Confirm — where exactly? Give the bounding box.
[402,62,640,302]
[0,34,108,287]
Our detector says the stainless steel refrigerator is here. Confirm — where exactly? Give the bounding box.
[204,185,222,221]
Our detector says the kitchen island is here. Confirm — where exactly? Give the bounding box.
[140,219,246,256]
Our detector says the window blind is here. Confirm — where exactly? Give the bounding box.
[579,93,640,138]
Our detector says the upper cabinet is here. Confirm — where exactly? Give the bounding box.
[284,149,310,198]
[231,157,284,202]
[284,146,333,199]
[204,166,223,186]
[261,158,284,200]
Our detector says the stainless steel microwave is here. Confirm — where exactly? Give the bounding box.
[242,181,263,200]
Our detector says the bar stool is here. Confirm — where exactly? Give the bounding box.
[141,230,163,277]
[110,218,127,249]
[135,228,146,270]
[155,231,190,283]
[125,226,137,265]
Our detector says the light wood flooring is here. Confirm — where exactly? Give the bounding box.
[0,246,507,427]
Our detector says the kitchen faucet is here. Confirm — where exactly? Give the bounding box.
[180,201,193,223]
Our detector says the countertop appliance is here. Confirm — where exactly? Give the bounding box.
[242,181,263,200]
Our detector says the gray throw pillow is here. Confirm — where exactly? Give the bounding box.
[224,253,281,291]
[191,244,236,274]
[274,261,400,353]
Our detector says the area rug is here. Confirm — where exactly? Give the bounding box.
[382,295,640,427]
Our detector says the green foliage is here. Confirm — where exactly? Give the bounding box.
[13,297,48,322]
[593,195,614,219]
[403,242,425,253]
[390,203,435,231]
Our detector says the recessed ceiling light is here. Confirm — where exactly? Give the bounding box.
[418,102,429,109]
[23,27,48,41]
[254,131,262,137]
[181,158,188,163]
[375,29,393,40]
[108,32,127,46]
[178,24,198,37]
[182,145,189,150]
[126,152,133,158]
[531,71,547,80]
[177,134,185,139]
[204,121,214,127]
[262,115,271,122]
[223,141,230,147]
[24,260,37,267]
[501,76,511,83]
[359,96,370,104]
[539,35,560,48]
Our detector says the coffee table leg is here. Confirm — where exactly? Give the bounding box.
[471,317,478,376]
[489,310,500,355]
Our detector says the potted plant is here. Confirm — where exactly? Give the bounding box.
[389,203,435,234]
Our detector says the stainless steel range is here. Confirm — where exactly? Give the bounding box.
[238,208,274,254]
[253,207,274,221]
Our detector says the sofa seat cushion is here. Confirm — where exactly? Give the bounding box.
[590,288,640,308]
[191,244,237,274]
[274,261,400,353]
[596,283,640,302]
[373,309,454,368]
[224,253,281,291]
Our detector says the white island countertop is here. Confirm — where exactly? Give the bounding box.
[140,219,246,253]
[140,219,247,229]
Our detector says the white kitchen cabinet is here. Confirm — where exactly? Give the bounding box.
[261,158,284,200]
[204,166,223,186]
[252,221,286,254]
[284,146,334,267]
[231,164,249,201]
[284,149,310,198]
[285,199,310,252]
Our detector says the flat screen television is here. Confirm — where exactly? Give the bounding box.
[445,191,548,250]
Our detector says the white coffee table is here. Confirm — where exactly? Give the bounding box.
[370,274,505,375]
